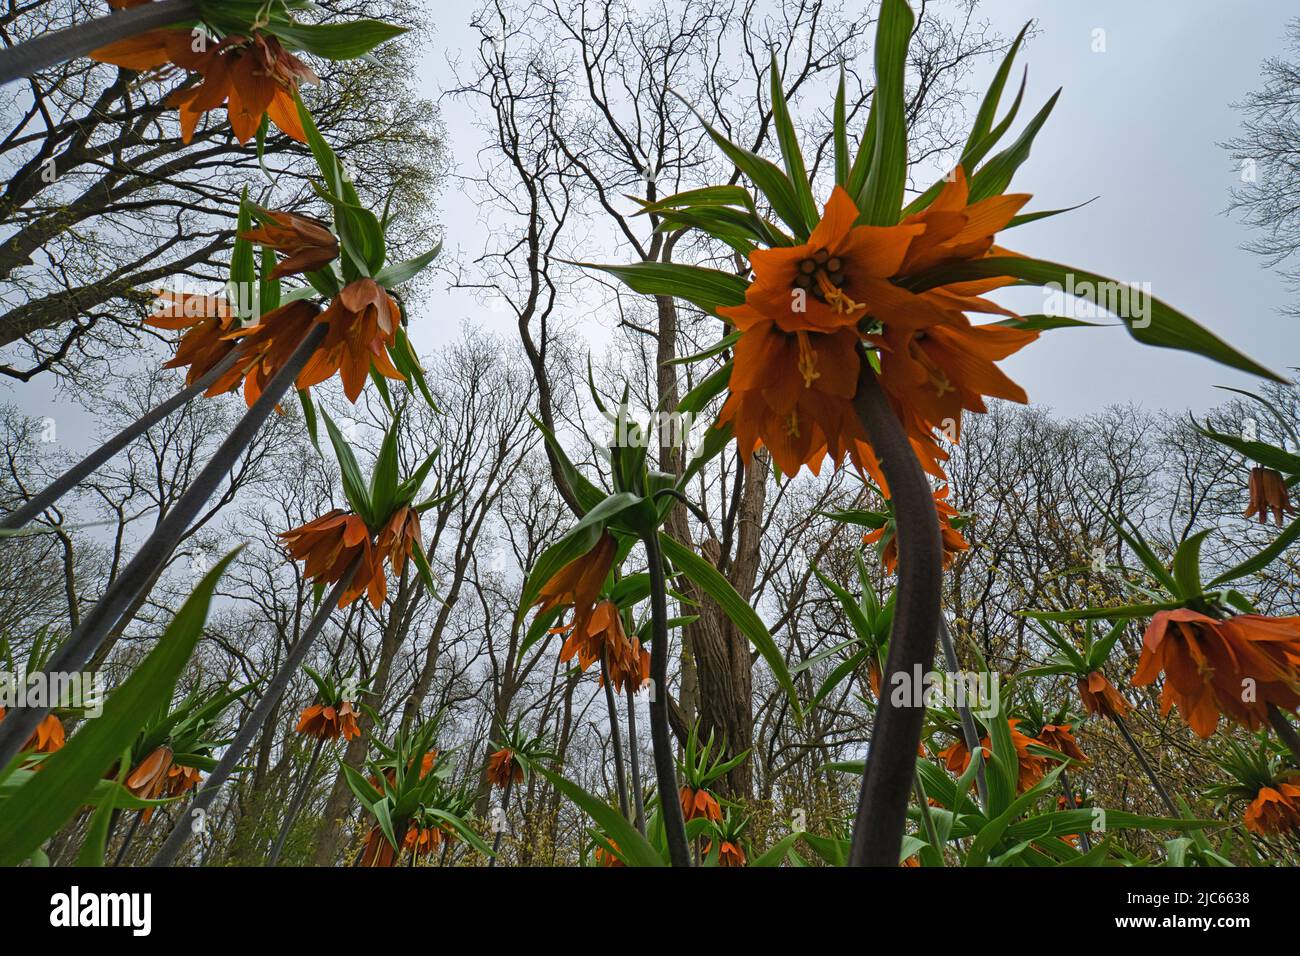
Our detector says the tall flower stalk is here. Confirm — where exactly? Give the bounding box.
[847,369,942,866]
[0,0,198,85]
[643,530,692,866]
[1,350,240,532]
[149,556,362,866]
[0,323,326,772]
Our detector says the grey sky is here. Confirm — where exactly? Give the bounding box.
[960,0,1297,417]
[413,0,1300,422]
[6,0,1298,445]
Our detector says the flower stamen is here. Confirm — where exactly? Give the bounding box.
[795,330,821,388]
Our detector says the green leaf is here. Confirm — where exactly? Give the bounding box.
[535,766,664,867]
[374,243,442,289]
[814,568,875,647]
[1209,514,1300,588]
[906,256,1282,381]
[833,68,850,187]
[769,52,818,230]
[258,247,281,316]
[369,412,402,522]
[229,187,256,320]
[660,533,801,721]
[0,550,240,866]
[294,90,346,201]
[856,0,914,225]
[1196,426,1300,474]
[268,20,408,61]
[1023,601,1184,623]
[667,332,741,367]
[963,24,1030,168]
[297,390,320,452]
[1171,528,1212,598]
[967,89,1060,202]
[672,91,808,236]
[320,408,373,525]
[749,832,801,867]
[529,414,607,514]
[75,772,119,867]
[635,185,755,213]
[995,313,1104,332]
[580,261,748,315]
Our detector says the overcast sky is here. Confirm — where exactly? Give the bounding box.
[939,0,1297,417]
[6,0,1298,441]
[414,0,1300,421]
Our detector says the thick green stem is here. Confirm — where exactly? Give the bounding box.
[1268,704,1300,766]
[1059,768,1092,852]
[937,616,987,810]
[149,555,359,867]
[2,350,240,531]
[848,369,943,867]
[602,649,630,821]
[912,773,944,866]
[644,530,691,867]
[1113,714,1180,817]
[0,0,200,87]
[0,322,325,772]
[626,682,646,834]
[266,734,327,866]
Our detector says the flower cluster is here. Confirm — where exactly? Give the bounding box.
[719,173,1036,484]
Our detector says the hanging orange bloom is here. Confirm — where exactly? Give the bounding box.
[377,505,423,579]
[560,599,649,693]
[704,840,746,867]
[240,211,339,279]
[1077,670,1130,720]
[1243,781,1300,836]
[213,299,320,407]
[486,747,523,789]
[91,31,316,144]
[1132,609,1300,739]
[1057,793,1087,811]
[897,166,1029,281]
[279,509,387,609]
[679,786,723,823]
[533,532,617,639]
[359,826,398,867]
[1245,467,1297,527]
[603,631,650,696]
[874,316,1037,447]
[594,841,625,867]
[0,707,65,755]
[297,279,406,403]
[938,719,1047,794]
[864,484,969,574]
[714,186,925,479]
[717,312,876,479]
[1037,723,1088,763]
[165,762,203,798]
[125,746,174,801]
[295,700,361,741]
[146,291,240,385]
[722,185,922,335]
[122,745,176,821]
[403,824,443,858]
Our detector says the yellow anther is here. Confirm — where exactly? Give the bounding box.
[816,272,866,317]
[795,331,820,388]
